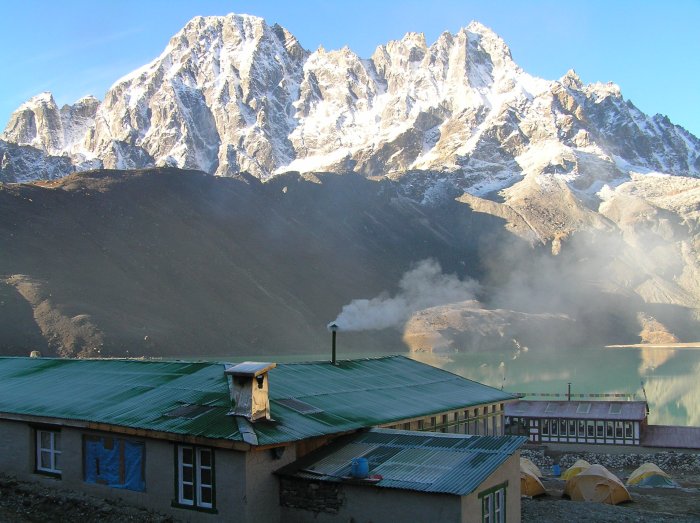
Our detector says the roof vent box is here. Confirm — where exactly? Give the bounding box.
[225,362,276,422]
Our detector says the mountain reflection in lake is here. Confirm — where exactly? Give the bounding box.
[411,345,700,427]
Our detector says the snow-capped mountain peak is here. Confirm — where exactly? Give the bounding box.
[2,13,698,188]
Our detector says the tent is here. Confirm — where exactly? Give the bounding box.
[627,463,677,488]
[521,468,547,497]
[564,464,631,505]
[561,459,591,480]
[520,457,543,478]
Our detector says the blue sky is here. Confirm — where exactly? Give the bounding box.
[1,0,698,137]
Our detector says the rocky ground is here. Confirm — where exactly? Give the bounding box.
[0,475,178,522]
[521,446,700,522]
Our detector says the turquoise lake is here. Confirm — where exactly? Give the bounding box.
[226,343,700,427]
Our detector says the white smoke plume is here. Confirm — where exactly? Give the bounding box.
[331,258,481,331]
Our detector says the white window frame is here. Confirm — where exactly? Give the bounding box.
[494,487,504,522]
[196,448,213,509]
[177,445,214,510]
[481,484,506,523]
[36,429,61,475]
[483,492,493,523]
[178,445,195,506]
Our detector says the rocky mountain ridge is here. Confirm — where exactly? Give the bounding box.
[1,14,699,357]
[2,14,698,196]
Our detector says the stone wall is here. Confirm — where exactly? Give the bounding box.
[279,477,344,514]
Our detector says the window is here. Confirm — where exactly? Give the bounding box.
[541,420,549,435]
[624,421,633,438]
[568,420,576,436]
[177,446,214,510]
[587,420,595,437]
[576,402,591,414]
[36,429,61,476]
[596,421,604,437]
[615,421,623,438]
[84,436,145,491]
[578,420,585,436]
[609,403,623,415]
[480,482,507,523]
[417,419,424,430]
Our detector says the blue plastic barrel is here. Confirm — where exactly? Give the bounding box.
[552,464,561,476]
[351,457,369,478]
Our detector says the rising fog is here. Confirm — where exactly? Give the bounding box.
[331,259,481,331]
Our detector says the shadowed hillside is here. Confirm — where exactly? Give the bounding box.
[2,168,696,358]
[0,168,517,357]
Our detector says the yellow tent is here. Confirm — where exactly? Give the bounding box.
[564,464,632,505]
[521,469,547,497]
[561,459,591,481]
[520,457,543,478]
[627,462,677,488]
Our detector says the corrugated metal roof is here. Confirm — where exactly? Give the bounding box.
[641,425,700,449]
[0,356,517,446]
[505,400,647,421]
[277,428,527,496]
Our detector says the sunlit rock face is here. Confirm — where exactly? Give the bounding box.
[2,14,700,355]
[2,14,698,188]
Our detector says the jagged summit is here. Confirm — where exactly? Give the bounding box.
[1,13,698,189]
[2,13,700,362]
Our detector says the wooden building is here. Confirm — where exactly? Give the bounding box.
[504,400,648,445]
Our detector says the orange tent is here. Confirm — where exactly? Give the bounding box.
[564,464,631,505]
[521,468,546,497]
[561,459,590,480]
[520,457,543,478]
[627,463,677,488]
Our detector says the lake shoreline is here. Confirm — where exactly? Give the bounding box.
[606,343,700,349]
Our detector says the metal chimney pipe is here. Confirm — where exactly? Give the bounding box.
[329,323,339,365]
[567,382,572,401]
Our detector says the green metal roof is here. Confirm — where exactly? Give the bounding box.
[276,428,527,496]
[0,356,516,446]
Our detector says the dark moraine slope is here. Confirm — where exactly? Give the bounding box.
[0,168,525,358]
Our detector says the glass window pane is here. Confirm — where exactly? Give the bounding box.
[183,466,193,483]
[182,484,194,501]
[53,433,60,451]
[182,447,193,464]
[200,486,212,504]
[41,451,51,469]
[40,431,51,449]
[200,468,212,485]
[199,449,211,467]
[54,453,61,471]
